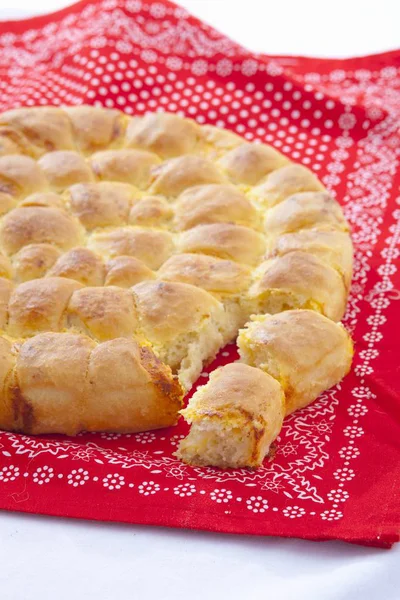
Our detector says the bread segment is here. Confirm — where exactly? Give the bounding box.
[238,310,353,415]
[177,363,285,468]
[251,163,325,207]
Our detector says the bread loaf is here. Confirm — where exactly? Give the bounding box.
[0,106,353,442]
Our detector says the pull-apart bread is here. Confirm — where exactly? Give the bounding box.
[0,107,353,466]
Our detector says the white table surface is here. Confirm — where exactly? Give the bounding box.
[0,1,399,599]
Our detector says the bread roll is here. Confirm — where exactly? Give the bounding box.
[104,256,155,288]
[65,105,127,154]
[0,155,48,199]
[201,125,242,156]
[67,181,135,230]
[0,107,75,154]
[219,143,288,185]
[177,363,285,468]
[264,191,349,240]
[149,155,226,197]
[129,196,173,227]
[158,253,252,340]
[7,276,82,337]
[249,251,347,321]
[85,338,183,432]
[179,223,265,266]
[238,310,353,414]
[38,151,94,191]
[66,286,138,341]
[267,229,353,290]
[1,206,83,255]
[47,248,105,286]
[126,112,200,158]
[91,149,160,188]
[88,226,174,269]
[13,244,61,282]
[0,332,183,435]
[158,253,251,295]
[251,163,325,207]
[174,184,259,231]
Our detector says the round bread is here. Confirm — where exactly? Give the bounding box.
[0,106,353,441]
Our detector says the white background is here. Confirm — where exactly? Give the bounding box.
[0,1,399,599]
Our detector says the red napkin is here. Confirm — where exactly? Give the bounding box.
[0,0,399,549]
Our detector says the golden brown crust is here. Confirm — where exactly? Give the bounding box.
[0,125,36,157]
[129,196,173,227]
[105,255,155,288]
[126,113,200,158]
[179,223,266,265]
[132,279,223,346]
[201,125,242,155]
[149,155,226,196]
[174,184,259,231]
[46,247,105,286]
[250,251,347,321]
[1,206,83,255]
[251,163,325,207]
[219,143,289,185]
[13,243,62,282]
[184,363,283,420]
[0,107,75,154]
[10,332,95,434]
[0,332,183,435]
[66,286,138,340]
[158,253,251,294]
[91,149,160,188]
[267,229,353,290]
[67,181,135,230]
[88,226,174,269]
[7,276,82,337]
[85,339,183,432]
[264,191,348,239]
[0,155,48,198]
[238,310,353,415]
[65,105,127,154]
[38,151,94,191]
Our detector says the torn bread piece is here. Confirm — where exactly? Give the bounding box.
[238,310,353,415]
[176,363,285,468]
[132,280,226,391]
[157,253,252,341]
